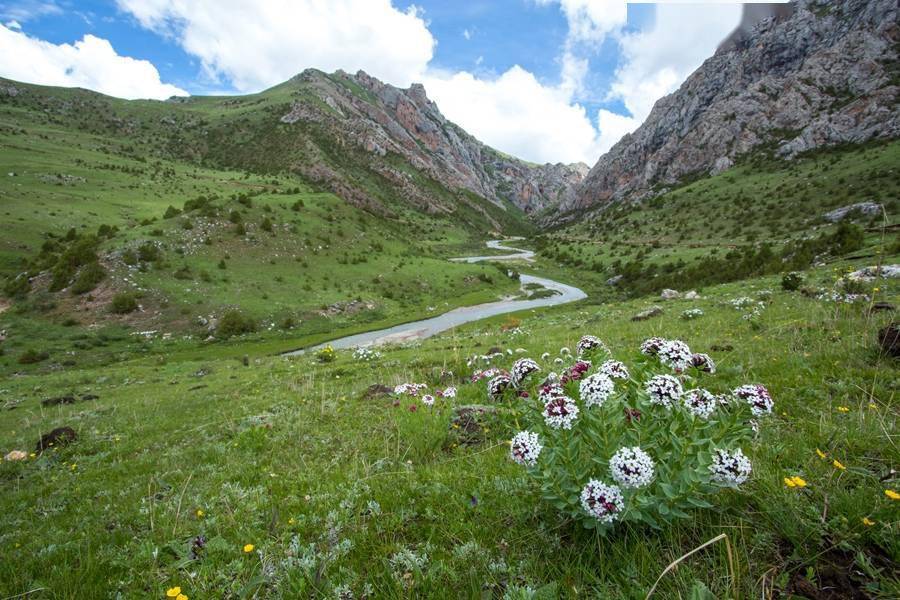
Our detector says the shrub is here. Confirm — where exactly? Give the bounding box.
[18,348,50,364]
[137,242,161,263]
[260,217,273,232]
[70,262,106,295]
[781,271,805,291]
[163,205,182,219]
[110,292,138,314]
[217,310,256,338]
[3,273,30,299]
[173,266,192,280]
[500,335,768,532]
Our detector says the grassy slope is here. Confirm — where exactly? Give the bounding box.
[0,258,897,598]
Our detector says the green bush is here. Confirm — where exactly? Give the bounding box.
[18,348,49,364]
[260,217,273,232]
[3,273,30,299]
[217,310,256,338]
[163,205,182,219]
[137,242,161,263]
[70,262,106,295]
[781,271,805,291]
[110,292,139,314]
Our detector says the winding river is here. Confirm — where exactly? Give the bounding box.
[286,239,587,353]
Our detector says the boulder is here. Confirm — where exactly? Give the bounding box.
[632,306,663,321]
[660,289,681,300]
[683,290,700,300]
[605,275,623,286]
[35,426,77,454]
[847,264,900,282]
[823,202,881,223]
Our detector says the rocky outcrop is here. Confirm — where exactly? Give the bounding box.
[567,0,899,217]
[281,69,587,214]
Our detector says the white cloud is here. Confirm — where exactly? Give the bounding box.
[462,28,472,40]
[5,20,21,29]
[0,1,62,23]
[607,2,742,124]
[0,24,187,99]
[423,67,602,165]
[116,0,435,92]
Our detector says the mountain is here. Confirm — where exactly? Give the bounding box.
[0,68,587,229]
[564,0,899,217]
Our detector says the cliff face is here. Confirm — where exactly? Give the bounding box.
[280,69,587,215]
[567,0,899,216]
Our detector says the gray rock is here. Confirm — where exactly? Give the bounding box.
[823,202,882,222]
[848,264,900,281]
[606,275,623,286]
[632,306,664,321]
[661,289,681,300]
[683,290,701,300]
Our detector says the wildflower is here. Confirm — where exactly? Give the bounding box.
[862,517,875,526]
[690,353,716,373]
[599,359,629,380]
[580,480,624,523]
[394,383,427,396]
[487,374,512,399]
[177,594,188,600]
[421,394,435,407]
[576,335,607,357]
[189,535,206,560]
[580,373,615,408]
[733,384,774,417]
[559,346,571,356]
[510,431,542,466]
[832,459,846,470]
[196,509,205,518]
[471,367,503,383]
[658,340,692,372]
[539,381,566,402]
[709,449,752,486]
[681,308,704,320]
[560,360,591,383]
[884,489,900,500]
[783,476,807,488]
[646,374,683,408]
[816,448,827,459]
[640,337,666,357]
[440,386,457,399]
[836,406,849,413]
[166,587,181,598]
[683,389,717,419]
[542,395,579,429]
[243,543,255,553]
[609,447,655,488]
[510,358,540,387]
[408,404,417,412]
[541,352,550,361]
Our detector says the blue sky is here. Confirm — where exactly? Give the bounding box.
[0,1,743,164]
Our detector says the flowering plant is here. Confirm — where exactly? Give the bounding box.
[503,335,770,531]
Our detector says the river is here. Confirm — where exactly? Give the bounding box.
[285,239,587,353]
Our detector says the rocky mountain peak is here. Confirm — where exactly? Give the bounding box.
[563,0,899,220]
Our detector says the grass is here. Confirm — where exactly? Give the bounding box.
[1,258,897,598]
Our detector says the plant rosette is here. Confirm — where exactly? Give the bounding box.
[505,336,766,532]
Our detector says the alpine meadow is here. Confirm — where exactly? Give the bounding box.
[0,1,898,599]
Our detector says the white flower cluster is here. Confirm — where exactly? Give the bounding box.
[579,373,615,408]
[580,479,624,523]
[683,388,717,419]
[421,394,435,406]
[438,386,457,399]
[487,374,512,399]
[709,448,752,485]
[511,358,540,387]
[510,431,542,466]
[609,446,655,488]
[733,384,774,416]
[471,367,503,383]
[729,297,755,309]
[576,335,607,357]
[542,395,579,429]
[681,308,704,320]
[394,383,427,396]
[352,346,382,362]
[640,337,666,356]
[646,374,683,408]
[690,353,716,373]
[658,340,693,372]
[599,359,629,380]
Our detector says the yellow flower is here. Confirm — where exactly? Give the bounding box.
[862,517,875,527]
[288,517,295,525]
[166,587,181,598]
[868,403,876,410]
[783,477,796,488]
[177,595,188,600]
[784,476,807,488]
[886,489,900,500]
[196,509,204,518]
[815,448,827,459]
[832,459,846,470]
[836,406,849,413]
[243,543,255,553]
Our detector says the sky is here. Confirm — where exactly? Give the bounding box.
[0,1,745,166]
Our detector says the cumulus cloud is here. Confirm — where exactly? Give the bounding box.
[115,0,435,92]
[423,67,602,165]
[0,24,187,99]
